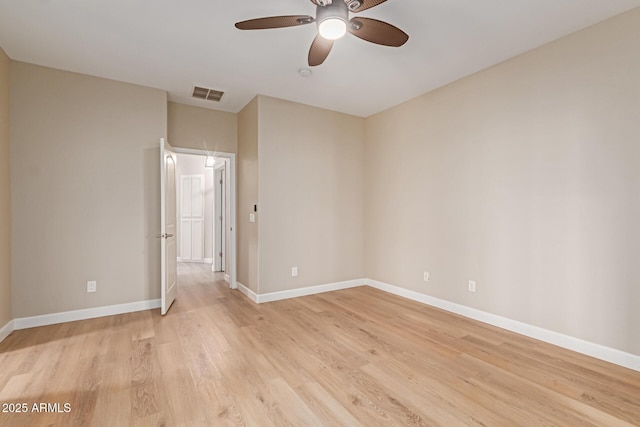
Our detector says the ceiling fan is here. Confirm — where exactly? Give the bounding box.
[235,0,409,66]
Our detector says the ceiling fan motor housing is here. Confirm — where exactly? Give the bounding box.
[317,1,349,28]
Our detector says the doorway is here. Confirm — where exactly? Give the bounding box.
[173,147,237,289]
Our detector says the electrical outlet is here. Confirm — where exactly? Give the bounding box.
[468,280,476,293]
[423,272,430,282]
[291,267,298,277]
[87,281,97,293]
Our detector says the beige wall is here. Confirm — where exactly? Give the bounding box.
[258,96,365,294]
[176,153,214,261]
[365,9,640,355]
[168,101,237,153]
[237,97,259,292]
[0,47,11,327]
[11,62,167,317]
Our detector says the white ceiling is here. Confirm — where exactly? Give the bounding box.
[1,0,639,117]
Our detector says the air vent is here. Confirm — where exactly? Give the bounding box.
[192,86,224,102]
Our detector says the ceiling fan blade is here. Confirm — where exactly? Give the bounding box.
[308,35,334,66]
[235,15,314,30]
[348,17,408,47]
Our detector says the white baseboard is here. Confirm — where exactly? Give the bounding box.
[254,279,365,304]
[0,319,14,344]
[236,281,258,303]
[365,279,640,372]
[224,274,230,283]
[13,299,162,330]
[8,275,637,372]
[204,258,213,264]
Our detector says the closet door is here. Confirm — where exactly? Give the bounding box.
[179,175,204,262]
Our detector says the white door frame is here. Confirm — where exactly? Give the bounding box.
[172,147,237,290]
[213,164,225,272]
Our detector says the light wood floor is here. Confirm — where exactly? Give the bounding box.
[1,263,639,426]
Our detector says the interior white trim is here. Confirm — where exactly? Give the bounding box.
[365,279,640,372]
[224,273,230,283]
[243,279,365,304]
[0,319,14,343]
[13,299,162,330]
[236,281,258,304]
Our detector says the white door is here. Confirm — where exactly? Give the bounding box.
[161,138,177,315]
[179,175,204,262]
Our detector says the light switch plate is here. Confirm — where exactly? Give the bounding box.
[87,281,97,293]
[249,213,255,223]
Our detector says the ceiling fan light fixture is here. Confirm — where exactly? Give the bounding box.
[316,0,349,40]
[319,18,347,40]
